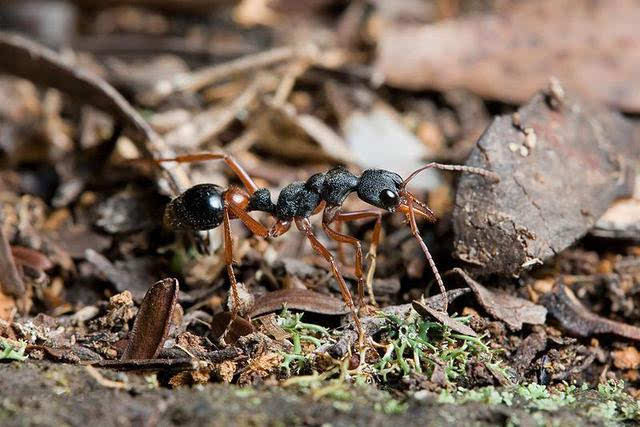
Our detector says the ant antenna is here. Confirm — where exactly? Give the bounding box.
[403,162,500,187]
[400,162,499,312]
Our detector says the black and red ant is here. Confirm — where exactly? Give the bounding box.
[157,152,499,344]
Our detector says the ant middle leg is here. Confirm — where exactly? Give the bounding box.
[322,208,382,307]
[295,217,364,346]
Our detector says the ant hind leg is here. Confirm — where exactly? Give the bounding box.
[295,217,365,347]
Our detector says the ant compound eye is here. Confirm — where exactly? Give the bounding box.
[379,189,398,208]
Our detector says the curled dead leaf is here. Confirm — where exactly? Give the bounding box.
[453,268,547,330]
[121,278,179,360]
[248,288,349,318]
[542,283,640,341]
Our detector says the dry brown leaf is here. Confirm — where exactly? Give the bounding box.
[542,283,640,341]
[454,268,547,331]
[121,278,179,360]
[210,312,255,345]
[248,288,349,318]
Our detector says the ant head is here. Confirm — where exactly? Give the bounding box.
[357,169,404,212]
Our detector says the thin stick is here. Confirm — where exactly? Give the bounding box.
[164,78,262,150]
[272,59,309,106]
[156,46,295,97]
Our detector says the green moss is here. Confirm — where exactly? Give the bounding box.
[436,380,640,424]
[0,338,27,362]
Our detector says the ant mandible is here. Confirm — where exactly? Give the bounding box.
[157,152,499,345]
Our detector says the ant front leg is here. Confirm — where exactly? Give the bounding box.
[156,152,260,194]
[295,217,365,347]
[322,207,382,307]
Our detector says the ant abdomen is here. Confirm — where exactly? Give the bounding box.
[164,183,225,231]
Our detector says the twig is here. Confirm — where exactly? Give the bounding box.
[264,98,355,163]
[154,46,296,99]
[272,59,310,106]
[0,32,190,196]
[165,78,263,150]
[85,365,129,390]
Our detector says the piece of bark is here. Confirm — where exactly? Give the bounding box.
[376,0,640,112]
[453,91,638,276]
[0,32,189,195]
[248,288,349,318]
[121,278,179,360]
[454,268,546,331]
[541,283,640,341]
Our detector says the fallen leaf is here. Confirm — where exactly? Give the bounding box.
[542,283,640,341]
[248,288,349,318]
[454,268,547,330]
[10,246,53,271]
[121,278,179,360]
[511,329,547,376]
[377,0,640,112]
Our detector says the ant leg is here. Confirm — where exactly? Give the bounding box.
[221,206,240,344]
[335,222,348,266]
[404,199,448,311]
[295,217,364,346]
[156,152,260,194]
[322,222,365,307]
[322,209,382,307]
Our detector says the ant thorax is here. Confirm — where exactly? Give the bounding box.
[247,167,360,221]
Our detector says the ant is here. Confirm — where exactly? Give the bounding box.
[156,152,499,345]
